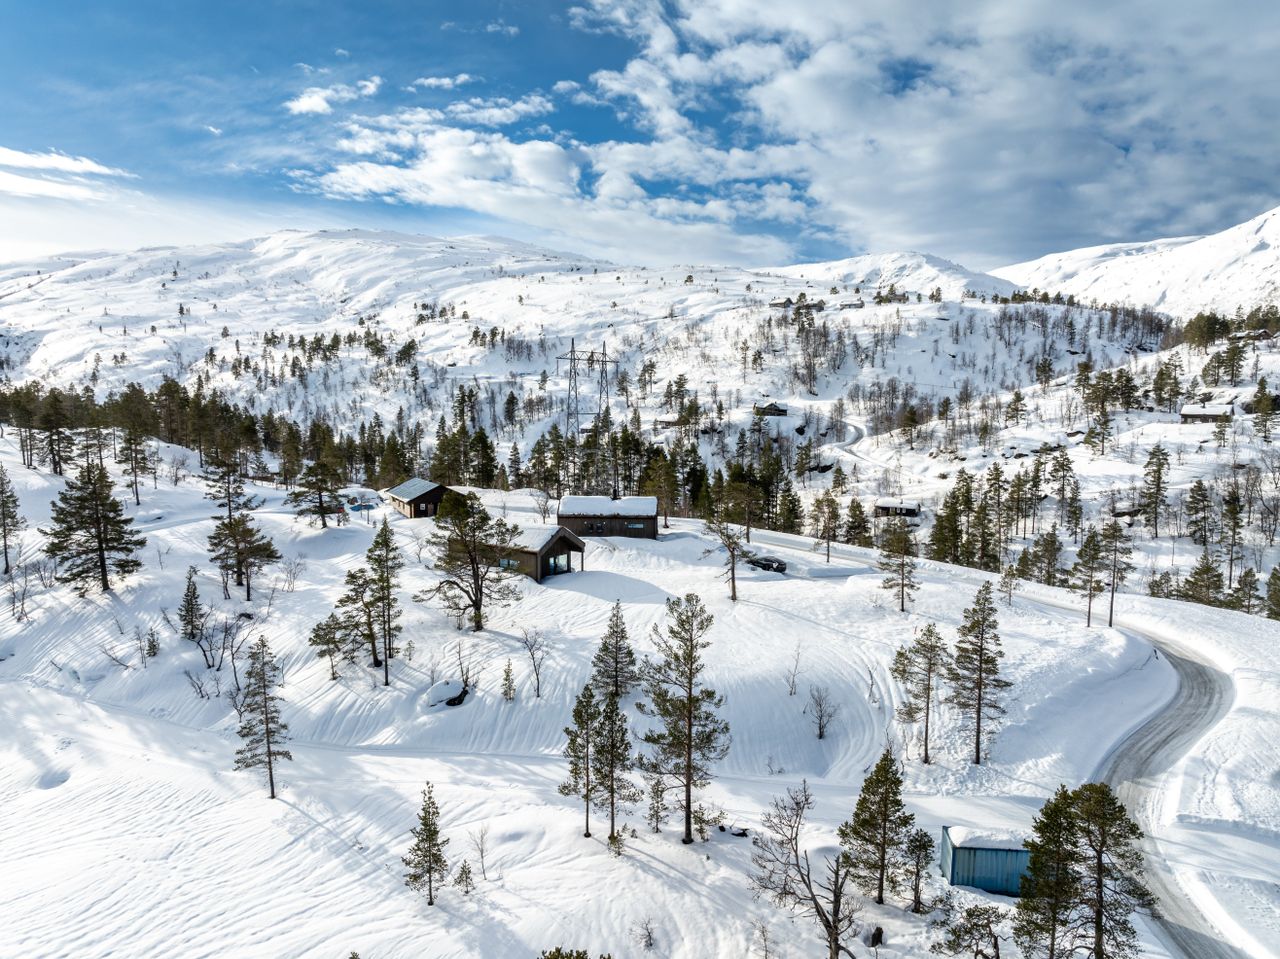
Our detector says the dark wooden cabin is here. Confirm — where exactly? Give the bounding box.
[387,477,459,518]
[557,495,659,538]
[504,525,587,583]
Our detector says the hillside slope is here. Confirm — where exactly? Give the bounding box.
[995,206,1280,317]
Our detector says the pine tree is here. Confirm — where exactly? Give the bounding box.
[1070,526,1106,627]
[640,593,729,844]
[590,600,640,700]
[453,860,475,895]
[879,517,919,612]
[403,783,449,905]
[890,623,951,764]
[593,691,642,844]
[1014,786,1088,959]
[0,463,26,577]
[1180,549,1224,606]
[233,637,292,799]
[704,509,750,601]
[809,489,840,562]
[417,492,521,631]
[1099,521,1133,628]
[285,453,344,528]
[1070,783,1156,959]
[1139,445,1170,537]
[1185,479,1213,547]
[1252,376,1274,442]
[560,683,602,838]
[842,497,873,547]
[501,659,516,702]
[905,827,936,914]
[308,612,352,680]
[367,518,404,685]
[1267,567,1280,620]
[1220,482,1244,590]
[208,513,280,601]
[998,564,1019,606]
[337,567,382,667]
[1228,566,1261,613]
[838,747,914,905]
[42,462,146,593]
[947,582,1011,765]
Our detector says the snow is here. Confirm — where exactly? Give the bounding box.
[1179,403,1235,417]
[511,522,575,552]
[557,495,658,517]
[0,224,1278,957]
[995,205,1280,317]
[945,827,1030,851]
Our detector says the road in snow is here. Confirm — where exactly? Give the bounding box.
[674,516,1268,959]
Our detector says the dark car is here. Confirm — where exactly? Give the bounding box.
[746,555,787,573]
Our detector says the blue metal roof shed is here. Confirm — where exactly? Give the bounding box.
[940,826,1031,897]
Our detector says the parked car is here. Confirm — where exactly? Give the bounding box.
[746,555,787,573]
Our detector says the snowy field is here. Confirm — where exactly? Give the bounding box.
[1,436,1276,959]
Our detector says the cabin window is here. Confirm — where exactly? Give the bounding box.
[549,552,571,574]
[499,557,519,570]
[626,522,645,529]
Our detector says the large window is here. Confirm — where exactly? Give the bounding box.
[548,551,572,574]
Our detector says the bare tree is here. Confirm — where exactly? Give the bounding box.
[785,641,802,696]
[808,685,839,740]
[517,628,548,697]
[468,823,491,880]
[751,780,862,959]
[168,452,189,485]
[532,489,553,522]
[280,556,306,592]
[703,511,752,601]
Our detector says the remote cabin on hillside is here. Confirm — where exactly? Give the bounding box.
[1180,403,1235,424]
[753,401,789,417]
[557,495,659,538]
[387,478,459,519]
[501,525,586,583]
[874,497,922,518]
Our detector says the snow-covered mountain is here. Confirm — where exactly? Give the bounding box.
[769,250,1017,300]
[995,205,1280,317]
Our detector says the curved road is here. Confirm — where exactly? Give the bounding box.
[1093,632,1244,959]
[676,515,1248,959]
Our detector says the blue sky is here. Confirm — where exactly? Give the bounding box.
[2,0,1278,267]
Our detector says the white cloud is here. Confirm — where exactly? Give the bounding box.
[0,146,131,178]
[408,73,478,91]
[334,47,350,58]
[485,20,519,36]
[205,125,223,136]
[284,76,383,115]
[445,94,555,126]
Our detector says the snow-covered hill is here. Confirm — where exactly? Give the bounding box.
[771,250,1017,300]
[995,205,1280,317]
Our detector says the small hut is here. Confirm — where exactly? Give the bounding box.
[504,525,586,583]
[940,827,1030,897]
[753,401,788,417]
[1180,403,1235,424]
[387,478,459,519]
[874,497,922,518]
[557,495,658,538]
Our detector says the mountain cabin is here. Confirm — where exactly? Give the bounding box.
[387,478,460,518]
[557,495,659,538]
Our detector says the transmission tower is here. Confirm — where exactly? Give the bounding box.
[556,339,618,490]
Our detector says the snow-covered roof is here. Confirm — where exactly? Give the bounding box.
[386,477,442,500]
[1180,404,1234,417]
[512,524,584,553]
[946,827,1029,851]
[875,497,921,509]
[558,495,658,518]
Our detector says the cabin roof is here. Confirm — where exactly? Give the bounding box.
[512,524,586,554]
[1180,403,1234,416]
[558,495,658,518]
[387,477,442,501]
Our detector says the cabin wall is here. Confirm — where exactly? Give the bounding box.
[558,515,658,538]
